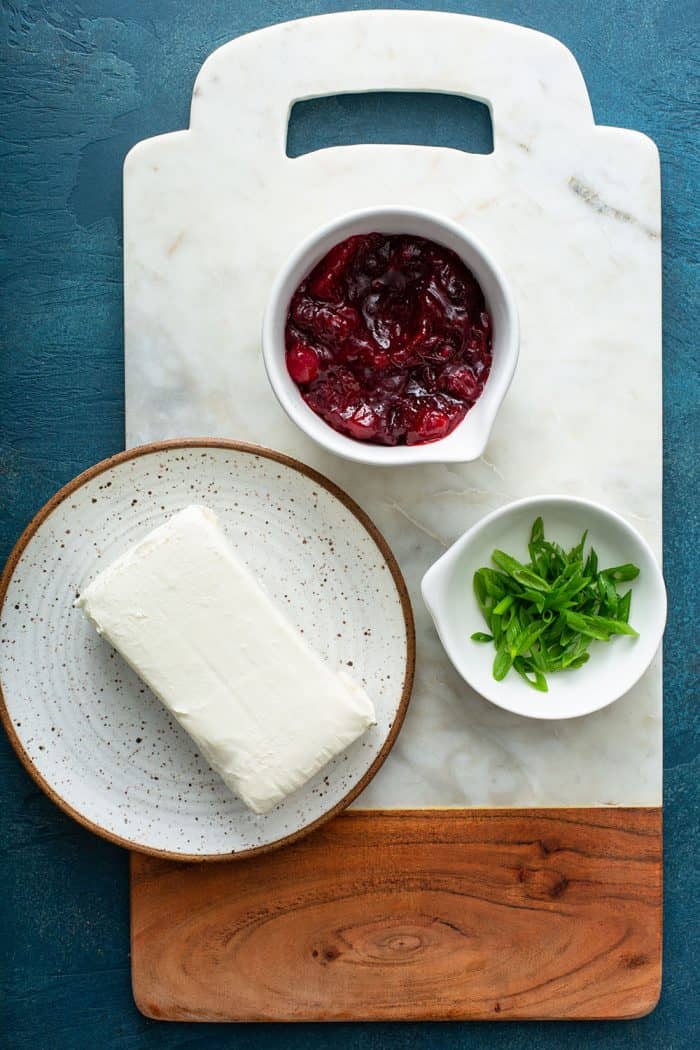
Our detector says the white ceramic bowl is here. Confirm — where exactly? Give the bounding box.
[262,206,519,465]
[421,495,666,720]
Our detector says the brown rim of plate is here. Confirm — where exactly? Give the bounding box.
[0,438,415,862]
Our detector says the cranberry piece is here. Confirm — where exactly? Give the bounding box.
[292,297,359,346]
[474,350,493,377]
[304,373,381,442]
[337,402,380,441]
[308,235,363,302]
[436,260,467,301]
[284,232,492,446]
[286,343,319,384]
[408,408,452,445]
[400,396,466,445]
[439,364,480,401]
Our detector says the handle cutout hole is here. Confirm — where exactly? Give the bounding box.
[287,92,493,158]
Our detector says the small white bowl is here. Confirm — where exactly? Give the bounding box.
[262,206,519,466]
[421,496,666,720]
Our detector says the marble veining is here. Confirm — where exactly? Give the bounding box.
[123,12,662,807]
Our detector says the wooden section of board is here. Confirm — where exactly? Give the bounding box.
[130,808,662,1021]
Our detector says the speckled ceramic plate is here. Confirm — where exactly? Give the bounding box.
[0,440,414,859]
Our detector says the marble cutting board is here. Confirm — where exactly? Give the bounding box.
[124,12,664,1022]
[124,11,662,813]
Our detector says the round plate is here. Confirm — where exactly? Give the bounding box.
[0,441,414,859]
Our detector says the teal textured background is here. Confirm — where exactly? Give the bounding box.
[1,2,698,1046]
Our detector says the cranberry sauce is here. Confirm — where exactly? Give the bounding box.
[284,233,492,446]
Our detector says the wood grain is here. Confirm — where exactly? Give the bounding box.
[131,807,662,1021]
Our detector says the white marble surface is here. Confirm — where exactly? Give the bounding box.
[124,12,662,807]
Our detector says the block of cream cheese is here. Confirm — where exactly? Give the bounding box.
[76,505,376,813]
